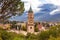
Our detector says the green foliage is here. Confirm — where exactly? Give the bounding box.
[26,33,38,40]
[0,0,24,22]
[37,25,60,40]
[13,34,25,40]
[0,25,60,40]
[48,36,56,40]
[35,26,39,32]
[56,37,60,40]
[22,26,27,31]
[49,26,59,37]
[48,36,60,40]
[0,33,2,40]
[56,25,60,34]
[1,30,25,40]
[38,31,50,40]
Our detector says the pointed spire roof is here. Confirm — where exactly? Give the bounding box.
[28,6,33,13]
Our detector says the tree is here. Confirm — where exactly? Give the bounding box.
[0,0,24,23]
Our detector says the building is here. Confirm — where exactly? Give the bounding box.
[27,6,34,33]
[0,23,11,30]
[16,22,26,30]
[38,23,45,31]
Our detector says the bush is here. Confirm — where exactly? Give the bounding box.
[35,26,39,32]
[1,31,25,40]
[49,26,59,37]
[22,26,27,31]
[1,32,15,40]
[13,34,25,40]
[26,33,38,40]
[0,33,2,40]
[38,31,50,40]
[48,36,56,40]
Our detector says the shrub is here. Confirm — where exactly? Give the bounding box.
[26,33,38,40]
[38,31,50,40]
[49,26,59,37]
[35,26,39,32]
[22,26,27,31]
[48,36,56,40]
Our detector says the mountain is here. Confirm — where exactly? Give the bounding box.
[9,4,60,22]
[35,4,60,22]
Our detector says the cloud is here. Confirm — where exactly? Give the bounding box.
[49,0,60,6]
[22,0,42,13]
[22,0,60,13]
[41,0,60,6]
[38,4,57,13]
[34,4,58,21]
[50,9,60,15]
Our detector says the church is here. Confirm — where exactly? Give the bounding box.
[27,6,34,33]
[27,6,45,33]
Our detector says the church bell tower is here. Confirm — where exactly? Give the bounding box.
[27,6,34,33]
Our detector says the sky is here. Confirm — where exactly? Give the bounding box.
[21,0,60,13]
[10,0,60,22]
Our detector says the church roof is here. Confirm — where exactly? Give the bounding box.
[28,6,33,13]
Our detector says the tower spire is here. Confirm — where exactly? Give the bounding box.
[28,5,33,13]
